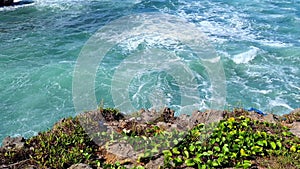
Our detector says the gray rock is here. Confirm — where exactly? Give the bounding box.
[169,123,180,132]
[106,141,141,161]
[263,114,276,123]
[192,110,224,124]
[68,163,92,169]
[145,156,164,169]
[138,109,160,123]
[174,114,192,130]
[290,122,300,138]
[156,122,170,130]
[246,112,263,121]
[2,136,25,150]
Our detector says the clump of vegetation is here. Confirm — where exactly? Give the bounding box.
[27,117,102,168]
[162,116,300,168]
[24,109,148,169]
[100,107,125,122]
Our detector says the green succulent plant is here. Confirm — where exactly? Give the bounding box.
[162,116,300,168]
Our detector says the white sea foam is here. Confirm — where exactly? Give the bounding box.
[269,98,294,111]
[34,0,87,10]
[289,83,300,91]
[232,46,259,64]
[176,2,256,44]
[59,60,75,64]
[0,0,35,11]
[249,89,272,95]
[175,1,295,50]
[33,0,141,11]
[257,39,293,48]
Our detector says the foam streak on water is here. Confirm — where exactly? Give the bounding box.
[0,0,299,143]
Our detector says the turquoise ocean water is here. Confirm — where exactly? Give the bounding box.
[0,0,299,143]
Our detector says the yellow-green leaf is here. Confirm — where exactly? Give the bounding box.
[290,146,296,152]
[240,149,247,157]
[270,142,276,150]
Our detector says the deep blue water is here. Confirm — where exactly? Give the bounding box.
[0,0,299,143]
